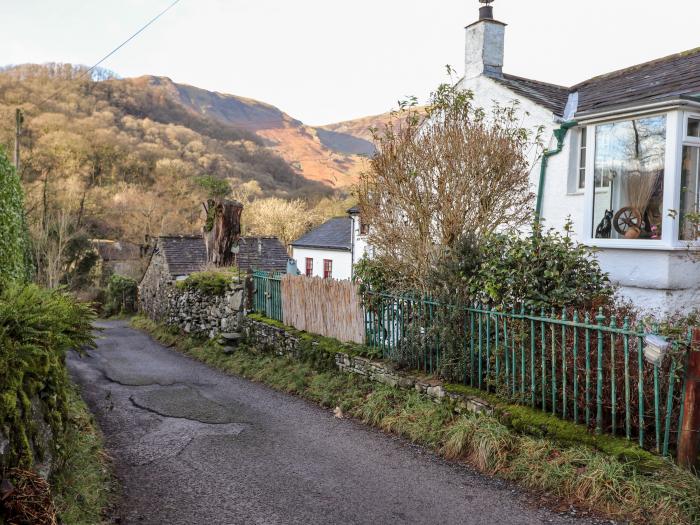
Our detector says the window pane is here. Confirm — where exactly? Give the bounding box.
[592,116,666,240]
[680,146,700,240]
[688,118,700,138]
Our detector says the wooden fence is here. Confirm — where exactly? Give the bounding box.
[280,275,365,344]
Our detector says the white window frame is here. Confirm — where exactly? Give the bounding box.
[677,112,700,244]
[582,110,686,250]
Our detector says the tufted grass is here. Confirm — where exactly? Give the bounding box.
[131,315,700,525]
[49,383,114,525]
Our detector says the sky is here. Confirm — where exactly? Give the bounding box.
[3,0,700,125]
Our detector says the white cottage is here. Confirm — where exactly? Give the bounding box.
[455,1,700,314]
[291,207,371,281]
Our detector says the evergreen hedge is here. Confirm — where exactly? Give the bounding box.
[0,147,29,288]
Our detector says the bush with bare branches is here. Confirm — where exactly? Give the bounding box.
[358,83,542,290]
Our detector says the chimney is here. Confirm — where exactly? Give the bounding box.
[465,1,506,79]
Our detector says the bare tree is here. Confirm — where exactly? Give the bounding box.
[31,207,84,289]
[358,83,542,289]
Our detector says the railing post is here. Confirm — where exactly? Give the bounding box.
[677,327,700,469]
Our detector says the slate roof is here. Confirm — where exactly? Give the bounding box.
[573,47,700,114]
[492,74,570,116]
[161,236,207,277]
[490,47,700,117]
[159,235,288,277]
[93,239,143,261]
[291,217,352,251]
[236,237,289,272]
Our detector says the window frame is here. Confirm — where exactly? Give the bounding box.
[323,259,333,279]
[305,257,313,277]
[678,112,700,242]
[577,127,588,191]
[582,110,683,249]
[359,219,370,236]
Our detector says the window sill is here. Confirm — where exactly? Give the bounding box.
[584,238,700,251]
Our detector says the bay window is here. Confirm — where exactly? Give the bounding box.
[590,115,666,241]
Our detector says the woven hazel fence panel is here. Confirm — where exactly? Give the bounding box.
[281,275,365,344]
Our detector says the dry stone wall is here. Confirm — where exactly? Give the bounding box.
[141,282,246,340]
[242,317,493,413]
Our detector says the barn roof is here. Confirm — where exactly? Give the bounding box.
[92,239,143,261]
[159,235,288,277]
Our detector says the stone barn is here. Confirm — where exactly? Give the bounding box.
[138,235,288,321]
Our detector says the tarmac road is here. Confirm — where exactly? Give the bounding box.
[67,320,603,525]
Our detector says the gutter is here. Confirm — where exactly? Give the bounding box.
[534,120,578,222]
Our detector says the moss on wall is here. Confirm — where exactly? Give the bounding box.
[0,285,95,473]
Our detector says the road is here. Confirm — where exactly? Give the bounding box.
[67,320,598,525]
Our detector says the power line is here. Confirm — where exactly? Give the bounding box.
[35,0,182,109]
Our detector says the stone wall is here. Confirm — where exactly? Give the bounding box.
[164,284,245,339]
[242,317,493,413]
[138,247,170,321]
[242,317,301,357]
[140,277,246,340]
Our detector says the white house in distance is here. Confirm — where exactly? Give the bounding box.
[452,0,700,314]
[291,207,371,281]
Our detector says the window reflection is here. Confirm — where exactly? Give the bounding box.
[592,116,666,240]
[680,146,700,240]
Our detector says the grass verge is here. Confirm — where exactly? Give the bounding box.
[131,315,700,525]
[49,382,113,525]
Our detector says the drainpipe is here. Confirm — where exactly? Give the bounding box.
[534,120,578,223]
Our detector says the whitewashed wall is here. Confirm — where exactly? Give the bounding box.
[350,214,371,266]
[455,76,700,315]
[456,75,582,237]
[291,247,353,281]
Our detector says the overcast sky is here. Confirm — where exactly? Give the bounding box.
[3,0,700,125]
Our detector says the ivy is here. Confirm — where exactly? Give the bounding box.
[0,146,30,289]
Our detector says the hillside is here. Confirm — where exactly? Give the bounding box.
[141,76,376,187]
[0,64,375,245]
[319,111,394,142]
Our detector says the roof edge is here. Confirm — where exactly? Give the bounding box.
[572,46,700,89]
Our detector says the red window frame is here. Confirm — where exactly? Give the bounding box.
[305,257,313,277]
[359,219,370,236]
[323,259,333,279]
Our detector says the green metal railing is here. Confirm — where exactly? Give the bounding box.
[253,271,283,322]
[364,291,691,458]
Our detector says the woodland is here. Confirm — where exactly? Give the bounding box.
[0,64,353,289]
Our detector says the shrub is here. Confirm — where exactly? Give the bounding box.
[0,284,96,470]
[104,274,138,316]
[358,81,541,289]
[429,221,613,309]
[0,146,30,288]
[175,269,237,296]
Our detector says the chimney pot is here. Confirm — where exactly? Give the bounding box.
[479,6,493,19]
